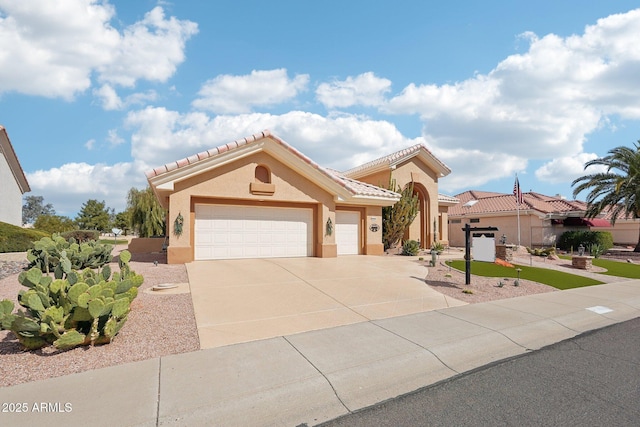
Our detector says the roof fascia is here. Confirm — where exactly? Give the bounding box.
[336,194,400,207]
[390,150,451,177]
[0,127,30,193]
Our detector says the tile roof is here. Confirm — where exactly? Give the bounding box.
[146,130,399,201]
[341,143,451,177]
[449,190,587,217]
[328,172,401,199]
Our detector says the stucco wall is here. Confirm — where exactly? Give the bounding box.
[448,214,553,248]
[0,152,23,226]
[165,151,384,263]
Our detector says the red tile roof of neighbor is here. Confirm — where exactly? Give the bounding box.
[450,190,587,217]
[450,190,638,222]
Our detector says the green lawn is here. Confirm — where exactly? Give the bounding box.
[559,255,640,279]
[98,239,128,245]
[446,260,603,290]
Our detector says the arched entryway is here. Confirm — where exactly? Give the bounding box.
[403,182,431,248]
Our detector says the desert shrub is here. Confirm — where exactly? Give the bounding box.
[0,221,48,253]
[27,234,113,273]
[558,230,613,252]
[431,241,446,254]
[0,250,142,350]
[526,247,556,257]
[401,239,420,256]
[61,229,99,243]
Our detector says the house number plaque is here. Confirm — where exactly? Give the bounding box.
[369,224,380,232]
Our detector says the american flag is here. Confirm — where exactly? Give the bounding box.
[513,176,524,205]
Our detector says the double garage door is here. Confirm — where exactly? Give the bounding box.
[195,205,361,260]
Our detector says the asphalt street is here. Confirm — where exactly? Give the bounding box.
[317,317,640,427]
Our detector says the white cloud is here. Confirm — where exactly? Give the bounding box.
[192,69,310,114]
[93,83,158,110]
[316,72,392,108]
[84,139,96,150]
[125,107,422,172]
[0,1,197,99]
[94,84,123,110]
[535,152,604,184]
[26,161,146,215]
[383,8,640,191]
[97,6,198,87]
[107,129,125,146]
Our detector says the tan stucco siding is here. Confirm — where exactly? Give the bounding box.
[355,170,391,189]
[448,214,553,248]
[392,160,440,245]
[165,152,341,263]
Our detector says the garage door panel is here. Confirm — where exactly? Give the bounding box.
[195,205,313,260]
[336,211,360,255]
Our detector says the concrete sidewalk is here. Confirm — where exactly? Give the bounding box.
[1,279,639,427]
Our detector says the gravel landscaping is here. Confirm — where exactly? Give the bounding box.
[0,247,199,387]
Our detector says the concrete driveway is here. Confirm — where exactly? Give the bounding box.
[186,256,466,349]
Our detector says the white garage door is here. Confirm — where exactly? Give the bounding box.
[336,211,360,255]
[195,204,313,260]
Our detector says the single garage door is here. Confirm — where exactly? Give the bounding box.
[336,211,360,255]
[195,204,313,260]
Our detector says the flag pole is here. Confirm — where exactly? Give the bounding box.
[514,174,522,248]
[517,193,521,247]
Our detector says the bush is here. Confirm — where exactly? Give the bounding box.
[558,230,613,252]
[0,250,143,350]
[61,229,99,243]
[0,221,48,253]
[401,239,420,256]
[27,234,113,273]
[431,241,446,254]
[526,247,556,257]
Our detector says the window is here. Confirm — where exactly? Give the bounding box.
[255,165,271,183]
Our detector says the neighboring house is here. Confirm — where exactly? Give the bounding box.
[147,130,454,263]
[0,126,30,226]
[448,190,639,248]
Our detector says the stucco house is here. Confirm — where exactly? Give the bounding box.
[0,126,30,226]
[448,190,639,248]
[147,130,454,264]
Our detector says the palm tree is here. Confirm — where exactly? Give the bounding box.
[572,142,640,251]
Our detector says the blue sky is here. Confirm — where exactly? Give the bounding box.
[2,0,640,217]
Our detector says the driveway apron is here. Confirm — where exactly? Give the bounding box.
[186,256,466,349]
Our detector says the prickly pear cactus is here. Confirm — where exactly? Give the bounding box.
[0,249,143,351]
[27,233,113,273]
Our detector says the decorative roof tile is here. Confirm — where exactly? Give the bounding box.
[342,143,450,177]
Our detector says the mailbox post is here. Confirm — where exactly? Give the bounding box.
[462,224,499,285]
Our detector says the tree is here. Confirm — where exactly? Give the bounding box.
[382,180,419,250]
[34,214,76,235]
[128,187,165,237]
[572,142,640,252]
[75,199,112,232]
[22,195,55,225]
[113,211,132,236]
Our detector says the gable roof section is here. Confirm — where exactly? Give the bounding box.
[0,125,30,194]
[438,193,459,206]
[341,143,451,180]
[146,130,400,207]
[449,190,587,218]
